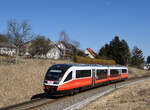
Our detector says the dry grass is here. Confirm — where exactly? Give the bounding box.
[0,58,72,108]
[128,67,150,79]
[73,56,116,65]
[81,79,150,110]
[81,67,150,110]
[0,58,150,108]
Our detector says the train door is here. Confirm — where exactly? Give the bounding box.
[92,69,96,87]
[119,69,122,77]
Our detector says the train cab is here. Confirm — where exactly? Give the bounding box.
[43,64,71,94]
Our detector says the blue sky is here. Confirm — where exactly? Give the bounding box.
[0,0,150,59]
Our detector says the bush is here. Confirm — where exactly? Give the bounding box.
[73,56,116,65]
[0,55,16,64]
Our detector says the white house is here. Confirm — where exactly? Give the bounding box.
[46,42,61,59]
[84,48,96,59]
[21,41,74,59]
[46,41,73,59]
[143,63,150,70]
[0,43,16,56]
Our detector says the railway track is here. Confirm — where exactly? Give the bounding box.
[1,76,150,110]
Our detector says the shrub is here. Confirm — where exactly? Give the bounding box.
[73,56,116,65]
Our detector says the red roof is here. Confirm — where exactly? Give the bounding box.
[87,48,96,57]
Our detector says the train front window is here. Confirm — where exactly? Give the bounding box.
[45,64,71,81]
[45,70,64,81]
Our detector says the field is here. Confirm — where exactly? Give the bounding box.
[128,66,150,79]
[0,58,72,108]
[0,58,150,108]
[81,79,150,110]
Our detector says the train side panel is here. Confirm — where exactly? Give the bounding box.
[95,78,109,85]
[94,67,109,85]
[57,77,92,91]
[43,64,128,95]
[121,68,128,80]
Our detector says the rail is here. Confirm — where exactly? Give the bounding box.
[0,76,150,110]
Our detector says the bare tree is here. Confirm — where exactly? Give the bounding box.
[7,19,32,63]
[29,35,51,57]
[59,30,81,57]
[70,40,80,56]
[59,30,70,43]
[71,40,80,49]
[59,30,80,49]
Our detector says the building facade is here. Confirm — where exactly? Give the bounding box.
[0,43,16,56]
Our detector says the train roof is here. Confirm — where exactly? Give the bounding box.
[52,64,127,68]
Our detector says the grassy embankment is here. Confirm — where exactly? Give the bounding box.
[0,56,149,108]
[0,57,71,108]
[73,56,116,65]
[80,58,150,110]
[81,79,150,110]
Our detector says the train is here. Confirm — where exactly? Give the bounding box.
[43,64,128,95]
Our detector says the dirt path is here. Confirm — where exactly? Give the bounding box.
[81,79,150,110]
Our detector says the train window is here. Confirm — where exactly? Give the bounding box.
[76,70,91,78]
[122,69,127,73]
[64,71,72,82]
[96,69,108,80]
[110,69,120,77]
[45,64,71,81]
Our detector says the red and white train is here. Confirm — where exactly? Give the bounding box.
[43,64,128,95]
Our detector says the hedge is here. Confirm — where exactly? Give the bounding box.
[73,56,116,65]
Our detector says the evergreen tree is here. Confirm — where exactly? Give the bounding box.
[98,36,130,65]
[109,36,122,64]
[98,44,109,57]
[147,56,150,63]
[131,46,144,67]
[119,40,130,65]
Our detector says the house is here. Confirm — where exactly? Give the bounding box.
[22,40,74,59]
[46,42,61,59]
[22,41,32,57]
[143,63,150,70]
[0,43,16,56]
[46,41,74,60]
[84,48,96,59]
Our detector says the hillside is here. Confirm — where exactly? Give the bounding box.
[128,67,150,79]
[81,79,150,110]
[0,59,149,108]
[0,58,72,108]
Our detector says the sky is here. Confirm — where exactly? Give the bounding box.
[0,0,150,59]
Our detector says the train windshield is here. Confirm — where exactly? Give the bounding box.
[45,64,71,81]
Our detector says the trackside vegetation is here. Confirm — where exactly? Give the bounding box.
[73,56,116,65]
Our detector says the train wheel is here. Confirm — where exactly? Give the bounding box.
[74,88,79,94]
[69,89,74,96]
[106,81,110,85]
[69,88,79,96]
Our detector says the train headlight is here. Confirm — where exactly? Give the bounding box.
[54,81,59,84]
[44,80,47,83]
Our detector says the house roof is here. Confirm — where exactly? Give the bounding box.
[48,41,74,57]
[87,48,96,57]
[50,41,74,51]
[59,41,75,49]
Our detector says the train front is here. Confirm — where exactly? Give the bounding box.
[43,64,71,94]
